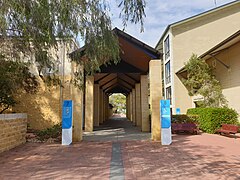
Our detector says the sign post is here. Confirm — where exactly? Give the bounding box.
[62,100,73,145]
[160,100,172,145]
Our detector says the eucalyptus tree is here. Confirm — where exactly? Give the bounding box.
[0,0,146,112]
[0,0,146,73]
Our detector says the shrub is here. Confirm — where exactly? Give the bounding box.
[183,54,227,107]
[187,107,238,133]
[171,115,198,123]
[36,124,62,142]
[0,59,38,113]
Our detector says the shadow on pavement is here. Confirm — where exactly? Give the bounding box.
[83,117,151,142]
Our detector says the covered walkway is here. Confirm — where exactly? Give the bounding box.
[83,116,151,142]
[71,28,164,142]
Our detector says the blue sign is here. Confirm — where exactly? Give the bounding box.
[160,100,171,128]
[62,100,73,129]
[176,108,181,115]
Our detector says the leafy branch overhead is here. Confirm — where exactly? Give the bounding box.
[0,0,146,112]
[0,57,38,113]
[0,0,146,74]
[183,54,227,108]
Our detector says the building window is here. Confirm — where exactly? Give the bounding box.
[165,61,171,84]
[164,35,170,59]
[166,86,172,104]
[161,60,165,97]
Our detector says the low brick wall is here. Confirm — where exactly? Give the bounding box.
[0,113,27,153]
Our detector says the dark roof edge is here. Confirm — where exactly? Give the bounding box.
[113,27,161,58]
[200,30,240,58]
[155,0,240,48]
[70,27,162,59]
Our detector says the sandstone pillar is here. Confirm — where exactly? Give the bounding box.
[141,75,150,132]
[135,83,142,127]
[149,60,162,141]
[126,95,129,119]
[129,92,133,121]
[94,83,100,127]
[103,93,106,122]
[99,89,104,124]
[72,82,83,141]
[85,76,94,132]
[132,89,136,125]
[105,94,109,121]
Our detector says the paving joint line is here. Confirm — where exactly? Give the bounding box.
[110,133,124,180]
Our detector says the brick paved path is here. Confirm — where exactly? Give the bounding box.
[0,117,240,179]
[0,142,112,179]
[122,134,240,180]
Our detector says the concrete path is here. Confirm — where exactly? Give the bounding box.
[83,116,151,142]
[0,117,240,180]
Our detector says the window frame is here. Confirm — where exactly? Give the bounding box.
[165,61,171,84]
[166,86,172,104]
[164,35,170,59]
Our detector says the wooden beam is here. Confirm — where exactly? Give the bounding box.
[95,73,110,83]
[118,73,136,86]
[118,76,135,88]
[124,73,140,82]
[118,78,133,90]
[102,78,118,90]
[105,82,131,93]
[100,75,118,88]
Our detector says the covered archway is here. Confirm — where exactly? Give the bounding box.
[72,28,163,141]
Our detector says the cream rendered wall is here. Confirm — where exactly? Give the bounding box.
[13,41,80,130]
[207,41,240,115]
[171,4,240,113]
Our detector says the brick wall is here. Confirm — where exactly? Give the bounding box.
[0,113,27,153]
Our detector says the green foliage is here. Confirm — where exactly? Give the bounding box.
[35,50,54,76]
[187,107,238,133]
[44,75,61,87]
[0,58,38,113]
[109,93,126,114]
[0,0,146,76]
[36,124,62,142]
[0,0,146,113]
[119,0,146,32]
[172,115,198,123]
[183,54,227,107]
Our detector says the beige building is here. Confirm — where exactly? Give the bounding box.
[197,30,240,114]
[156,0,240,114]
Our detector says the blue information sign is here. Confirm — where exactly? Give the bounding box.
[62,100,73,129]
[176,108,181,115]
[160,100,171,128]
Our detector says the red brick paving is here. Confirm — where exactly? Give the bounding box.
[0,125,240,179]
[122,134,240,180]
[0,142,112,180]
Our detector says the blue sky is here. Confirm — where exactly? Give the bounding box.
[110,0,236,47]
